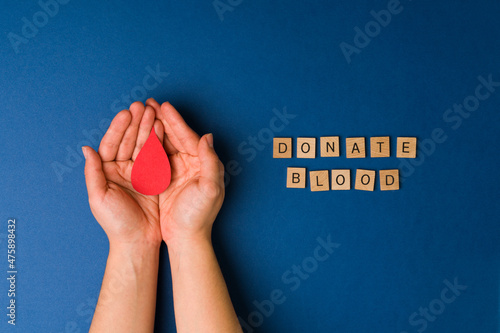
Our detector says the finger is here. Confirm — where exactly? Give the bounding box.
[148,99,184,154]
[116,101,146,161]
[146,98,179,154]
[153,119,164,145]
[163,119,184,154]
[83,146,108,202]
[161,102,200,155]
[99,110,132,162]
[163,137,178,155]
[145,98,161,113]
[132,106,155,160]
[198,133,223,199]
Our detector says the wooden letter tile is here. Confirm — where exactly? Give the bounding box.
[397,137,417,158]
[309,170,329,191]
[331,169,351,190]
[320,136,340,157]
[355,169,376,191]
[273,137,292,158]
[370,136,390,157]
[346,137,366,158]
[297,137,316,158]
[287,167,306,188]
[379,169,399,191]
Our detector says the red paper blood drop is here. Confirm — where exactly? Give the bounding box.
[131,128,171,195]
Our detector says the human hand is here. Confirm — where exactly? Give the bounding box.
[83,102,165,249]
[145,98,225,247]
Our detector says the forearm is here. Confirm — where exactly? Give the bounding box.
[168,236,242,333]
[90,241,160,333]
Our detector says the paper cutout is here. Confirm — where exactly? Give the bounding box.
[131,128,171,195]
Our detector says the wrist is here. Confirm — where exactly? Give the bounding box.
[166,233,212,257]
[109,239,161,258]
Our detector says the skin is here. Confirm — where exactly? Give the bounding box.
[83,99,242,333]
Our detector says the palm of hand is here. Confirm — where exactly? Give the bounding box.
[145,99,224,244]
[84,103,166,247]
[99,160,161,244]
[159,152,204,242]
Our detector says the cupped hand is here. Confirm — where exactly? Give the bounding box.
[145,98,225,246]
[83,102,165,248]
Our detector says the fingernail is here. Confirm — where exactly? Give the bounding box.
[82,146,88,159]
[207,133,214,148]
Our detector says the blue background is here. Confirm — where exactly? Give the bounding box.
[1,0,499,332]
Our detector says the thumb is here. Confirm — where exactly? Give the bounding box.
[197,134,223,199]
[83,146,107,201]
